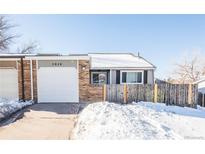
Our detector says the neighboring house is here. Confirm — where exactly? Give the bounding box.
[194,77,205,94]
[155,78,167,84]
[194,77,205,107]
[0,53,156,103]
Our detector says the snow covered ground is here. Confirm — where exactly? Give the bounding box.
[0,98,33,121]
[72,102,205,140]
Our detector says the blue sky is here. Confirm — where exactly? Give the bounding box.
[7,15,205,78]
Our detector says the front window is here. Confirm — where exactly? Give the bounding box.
[121,71,143,84]
[91,72,107,84]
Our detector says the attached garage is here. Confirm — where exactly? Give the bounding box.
[37,60,79,103]
[0,61,19,100]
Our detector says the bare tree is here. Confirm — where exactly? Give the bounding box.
[0,16,16,52]
[172,52,205,83]
[17,41,39,54]
[0,16,39,54]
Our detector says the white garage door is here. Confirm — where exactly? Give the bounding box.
[37,66,79,103]
[0,69,19,100]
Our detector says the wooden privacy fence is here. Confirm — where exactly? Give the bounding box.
[104,84,198,107]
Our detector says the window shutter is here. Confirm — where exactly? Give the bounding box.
[116,70,120,84]
[144,70,148,84]
[122,72,127,83]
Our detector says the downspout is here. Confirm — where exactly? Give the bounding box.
[20,57,25,102]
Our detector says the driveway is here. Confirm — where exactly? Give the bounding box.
[0,103,86,140]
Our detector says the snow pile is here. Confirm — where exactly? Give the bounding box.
[138,102,205,118]
[72,102,205,140]
[0,98,33,121]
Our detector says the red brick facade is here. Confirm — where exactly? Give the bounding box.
[18,60,32,100]
[78,60,103,102]
[17,60,37,102]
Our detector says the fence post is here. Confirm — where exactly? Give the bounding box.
[123,84,127,104]
[202,94,205,107]
[188,84,192,105]
[103,84,107,102]
[154,84,158,103]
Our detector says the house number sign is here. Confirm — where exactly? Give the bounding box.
[52,62,63,67]
[38,60,76,68]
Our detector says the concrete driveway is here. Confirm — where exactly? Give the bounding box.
[0,103,86,140]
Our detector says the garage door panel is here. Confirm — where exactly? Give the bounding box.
[37,67,78,103]
[0,69,18,100]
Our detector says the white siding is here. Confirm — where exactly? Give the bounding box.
[147,70,154,84]
[198,81,205,94]
[111,70,116,84]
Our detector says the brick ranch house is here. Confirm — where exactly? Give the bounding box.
[0,53,156,103]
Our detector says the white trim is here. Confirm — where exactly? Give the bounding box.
[91,67,155,70]
[76,60,79,103]
[30,60,34,100]
[110,69,112,84]
[24,56,89,60]
[36,60,39,103]
[16,60,19,100]
[120,70,144,84]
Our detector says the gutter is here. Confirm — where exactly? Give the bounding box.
[20,57,25,102]
[0,55,26,58]
[90,67,156,70]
